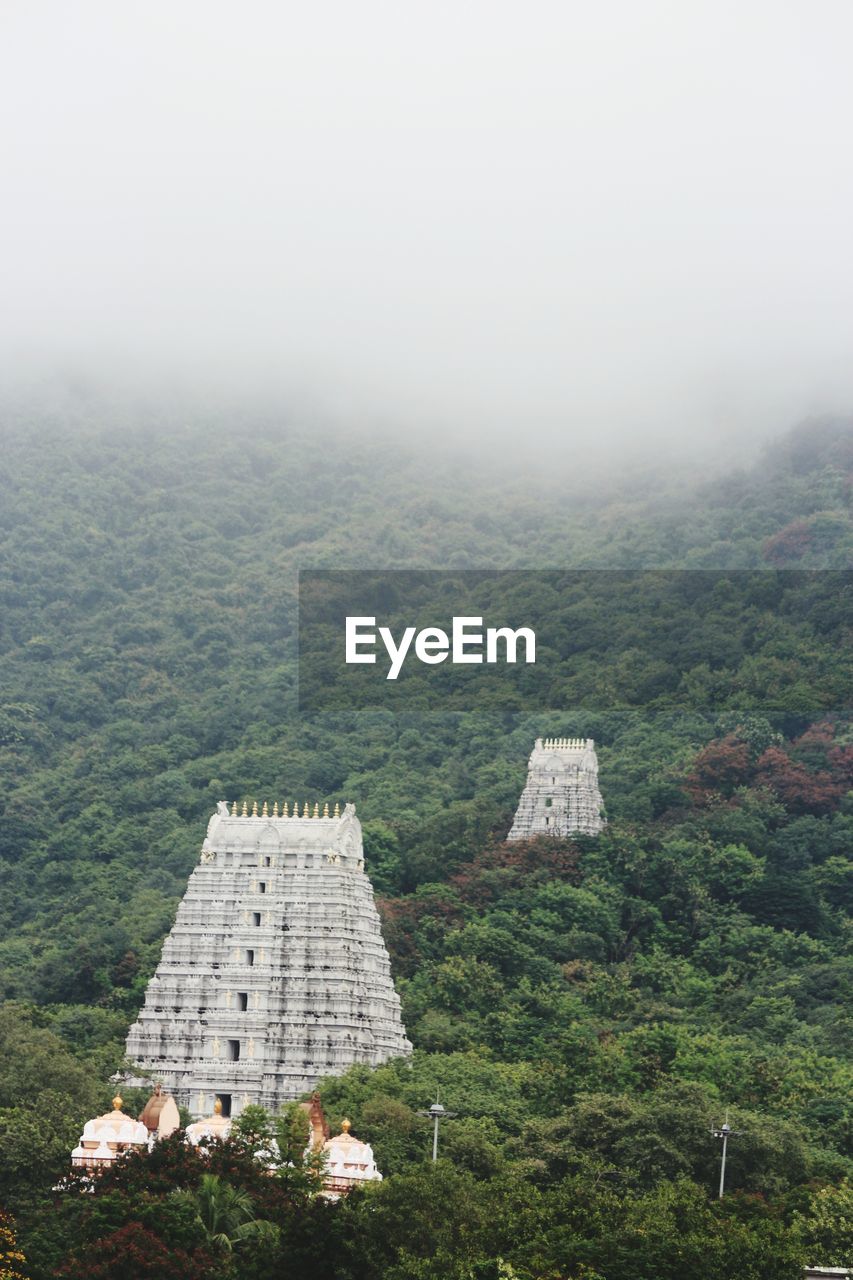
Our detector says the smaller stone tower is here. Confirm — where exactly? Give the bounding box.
[508,737,605,839]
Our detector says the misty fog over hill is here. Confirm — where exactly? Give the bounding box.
[3,2,853,456]
[1,4,852,1275]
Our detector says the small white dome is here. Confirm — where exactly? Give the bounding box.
[321,1121,382,1196]
[69,1096,149,1171]
[186,1100,231,1146]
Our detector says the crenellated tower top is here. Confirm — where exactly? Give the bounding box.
[221,799,348,820]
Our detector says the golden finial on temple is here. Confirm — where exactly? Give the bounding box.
[334,802,340,818]
[251,800,258,817]
[241,800,248,817]
[272,801,279,817]
[213,1098,223,1115]
[262,800,269,817]
[283,801,289,817]
[231,800,239,816]
[112,1095,123,1111]
[313,802,319,818]
[323,802,329,818]
[303,801,310,817]
[341,1117,351,1133]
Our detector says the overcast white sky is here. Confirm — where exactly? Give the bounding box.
[1,1,852,455]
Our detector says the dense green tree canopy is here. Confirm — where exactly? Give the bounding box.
[0,412,849,1277]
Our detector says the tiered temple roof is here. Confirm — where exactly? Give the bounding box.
[70,1096,149,1170]
[126,801,411,1118]
[321,1118,382,1198]
[508,736,605,839]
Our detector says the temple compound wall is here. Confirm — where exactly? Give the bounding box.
[508,737,605,839]
[126,801,411,1118]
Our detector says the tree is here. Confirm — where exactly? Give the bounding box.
[231,1104,273,1153]
[755,747,846,815]
[0,1209,27,1280]
[345,1163,527,1280]
[54,1222,215,1280]
[174,1173,279,1257]
[688,736,753,798]
[792,1180,853,1266]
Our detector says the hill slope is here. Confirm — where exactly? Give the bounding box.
[0,411,850,1277]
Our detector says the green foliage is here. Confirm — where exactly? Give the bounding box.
[0,1004,109,1213]
[172,1172,279,1255]
[0,1208,27,1280]
[0,415,850,1276]
[792,1179,853,1266]
[230,1105,273,1151]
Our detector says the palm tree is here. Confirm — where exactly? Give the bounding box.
[176,1173,279,1254]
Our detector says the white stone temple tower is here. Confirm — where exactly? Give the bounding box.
[508,738,605,839]
[126,800,411,1118]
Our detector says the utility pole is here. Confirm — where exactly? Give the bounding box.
[418,1093,457,1161]
[430,1102,444,1161]
[710,1111,742,1198]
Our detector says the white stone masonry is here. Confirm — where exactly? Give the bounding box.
[125,802,411,1118]
[507,737,605,839]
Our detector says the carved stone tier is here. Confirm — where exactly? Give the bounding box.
[508,737,605,839]
[125,803,411,1117]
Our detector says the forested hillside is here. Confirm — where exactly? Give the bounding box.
[0,410,850,1279]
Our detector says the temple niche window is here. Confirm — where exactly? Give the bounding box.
[226,1039,240,1061]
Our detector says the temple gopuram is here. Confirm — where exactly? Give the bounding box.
[125,800,411,1118]
[508,737,605,838]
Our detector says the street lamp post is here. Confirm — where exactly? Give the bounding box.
[429,1102,444,1161]
[710,1111,743,1198]
[418,1095,457,1161]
